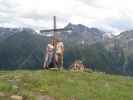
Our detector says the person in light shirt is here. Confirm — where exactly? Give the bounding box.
[43,40,54,69]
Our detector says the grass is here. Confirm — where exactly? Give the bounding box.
[0,70,132,100]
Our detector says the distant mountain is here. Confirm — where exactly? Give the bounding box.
[0,27,36,42]
[103,32,114,40]
[117,30,133,39]
[105,30,133,55]
[117,30,133,75]
[116,30,133,50]
[0,26,133,75]
[60,23,106,45]
[0,28,48,69]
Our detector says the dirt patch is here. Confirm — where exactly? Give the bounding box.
[36,95,55,100]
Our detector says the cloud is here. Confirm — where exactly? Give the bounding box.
[0,0,133,34]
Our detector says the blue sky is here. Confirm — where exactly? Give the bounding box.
[0,0,133,34]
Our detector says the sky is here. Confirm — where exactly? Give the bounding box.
[0,0,133,34]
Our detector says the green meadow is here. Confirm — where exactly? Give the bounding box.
[0,70,133,100]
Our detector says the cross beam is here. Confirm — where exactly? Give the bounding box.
[40,28,71,33]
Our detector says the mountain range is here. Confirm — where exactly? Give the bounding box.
[0,24,133,75]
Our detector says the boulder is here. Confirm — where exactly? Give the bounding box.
[70,60,85,72]
[11,95,23,100]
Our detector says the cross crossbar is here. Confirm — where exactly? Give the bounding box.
[40,28,71,33]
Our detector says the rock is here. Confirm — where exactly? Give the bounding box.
[11,95,23,100]
[70,60,85,72]
[36,95,55,100]
[69,96,79,100]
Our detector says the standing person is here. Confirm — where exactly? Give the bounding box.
[43,40,54,69]
[55,38,64,70]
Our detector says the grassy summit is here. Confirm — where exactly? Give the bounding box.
[0,70,133,100]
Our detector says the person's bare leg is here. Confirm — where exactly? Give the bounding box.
[43,54,48,69]
[54,54,58,68]
[58,54,63,70]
